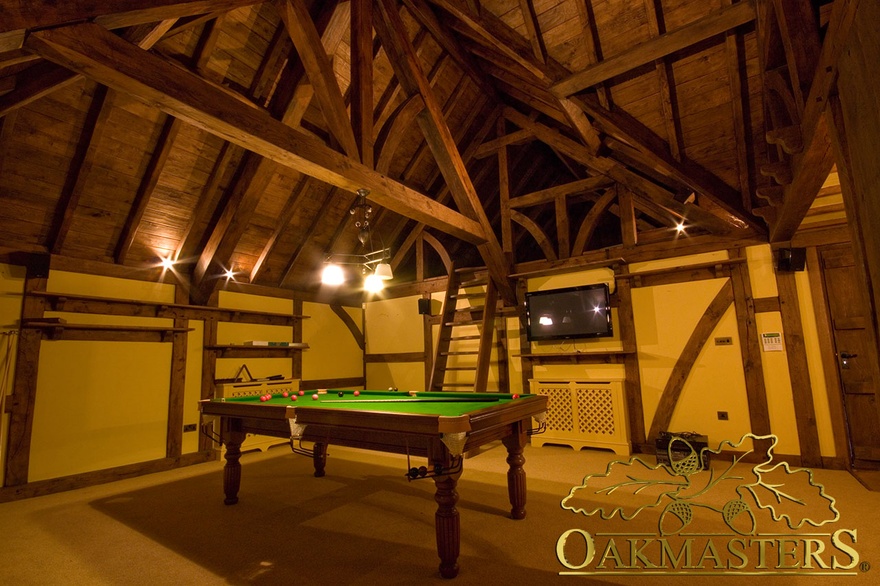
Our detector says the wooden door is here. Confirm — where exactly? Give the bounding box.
[819,243,880,468]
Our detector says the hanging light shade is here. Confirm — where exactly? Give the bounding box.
[374,262,393,280]
[321,263,344,285]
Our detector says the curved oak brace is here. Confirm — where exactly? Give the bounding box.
[648,280,734,440]
[572,188,617,256]
[510,209,557,261]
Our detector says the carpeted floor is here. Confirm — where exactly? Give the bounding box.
[1,442,879,585]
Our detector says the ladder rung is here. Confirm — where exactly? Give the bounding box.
[444,320,483,327]
[441,351,479,356]
[449,335,481,340]
[443,367,476,371]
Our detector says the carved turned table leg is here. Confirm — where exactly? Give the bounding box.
[222,429,247,505]
[502,430,528,519]
[433,470,462,579]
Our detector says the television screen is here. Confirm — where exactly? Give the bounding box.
[525,284,612,341]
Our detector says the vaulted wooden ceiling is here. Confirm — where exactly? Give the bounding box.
[0,0,846,304]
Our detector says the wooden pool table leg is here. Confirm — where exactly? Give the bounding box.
[433,469,462,579]
[222,429,247,505]
[503,428,528,519]
[312,442,328,477]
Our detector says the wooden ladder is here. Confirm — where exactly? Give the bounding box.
[428,266,510,393]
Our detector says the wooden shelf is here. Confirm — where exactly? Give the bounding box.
[206,343,309,358]
[21,321,192,342]
[28,291,309,324]
[517,350,634,364]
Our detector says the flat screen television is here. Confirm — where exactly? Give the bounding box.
[525,284,612,341]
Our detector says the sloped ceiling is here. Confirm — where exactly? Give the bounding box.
[0,0,843,304]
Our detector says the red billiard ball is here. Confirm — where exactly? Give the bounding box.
[282,391,289,398]
[298,390,305,396]
[353,390,360,397]
[290,395,297,401]
[259,395,267,402]
[512,394,519,399]
[312,393,319,400]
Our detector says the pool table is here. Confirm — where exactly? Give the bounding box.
[199,389,548,579]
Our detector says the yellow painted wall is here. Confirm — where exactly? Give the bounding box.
[29,271,178,482]
[0,263,25,486]
[0,237,849,485]
[302,301,363,384]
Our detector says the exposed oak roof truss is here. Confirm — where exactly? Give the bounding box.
[0,0,847,302]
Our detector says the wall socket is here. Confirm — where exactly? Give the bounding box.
[715,336,733,346]
[183,423,197,432]
[717,411,729,421]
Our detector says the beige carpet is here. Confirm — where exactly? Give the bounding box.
[1,443,879,585]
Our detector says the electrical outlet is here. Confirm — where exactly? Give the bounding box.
[715,336,733,346]
[717,411,729,421]
[183,423,197,432]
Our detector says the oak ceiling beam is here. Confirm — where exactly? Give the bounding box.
[374,0,513,303]
[350,0,374,168]
[769,0,857,242]
[25,22,486,246]
[551,0,757,98]
[577,96,762,232]
[275,0,360,161]
[0,0,262,33]
[502,107,742,236]
[509,176,615,209]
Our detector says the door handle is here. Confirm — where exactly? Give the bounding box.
[840,352,857,368]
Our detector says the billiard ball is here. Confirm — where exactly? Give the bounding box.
[282,391,289,398]
[312,394,319,400]
[298,390,305,396]
[290,395,297,401]
[353,390,360,396]
[512,394,519,399]
[259,395,267,402]
[338,391,344,397]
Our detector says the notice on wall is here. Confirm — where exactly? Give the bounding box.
[761,332,783,352]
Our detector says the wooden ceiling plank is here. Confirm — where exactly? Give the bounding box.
[49,84,111,255]
[1,20,174,118]
[275,0,360,160]
[573,0,611,108]
[401,0,498,99]
[0,62,80,118]
[724,2,753,209]
[0,0,260,33]
[643,0,682,160]
[278,186,341,288]
[116,115,182,264]
[770,0,821,117]
[551,0,756,98]
[518,0,546,64]
[374,0,512,302]
[25,22,485,245]
[249,176,311,283]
